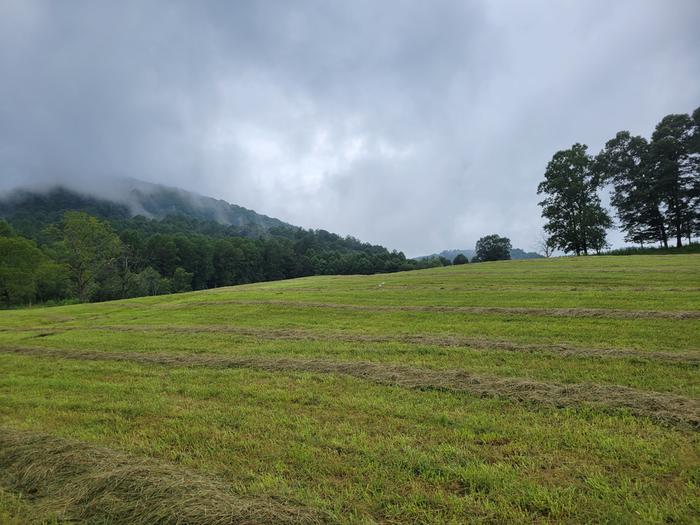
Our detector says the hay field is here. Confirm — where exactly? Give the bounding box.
[0,255,698,523]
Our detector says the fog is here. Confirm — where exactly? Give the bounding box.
[1,0,698,255]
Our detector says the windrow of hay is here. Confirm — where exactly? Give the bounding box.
[0,427,328,525]
[2,346,698,430]
[98,325,700,364]
[7,324,698,365]
[168,299,700,320]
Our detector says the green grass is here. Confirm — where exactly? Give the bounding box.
[0,255,699,523]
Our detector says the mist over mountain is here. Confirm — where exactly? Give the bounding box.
[0,178,548,261]
[0,177,456,309]
[0,178,292,236]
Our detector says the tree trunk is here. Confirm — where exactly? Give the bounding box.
[660,224,668,249]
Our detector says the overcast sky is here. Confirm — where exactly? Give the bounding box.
[1,1,698,255]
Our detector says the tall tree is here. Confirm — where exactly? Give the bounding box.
[58,211,121,301]
[474,234,511,262]
[690,107,700,240]
[594,132,667,247]
[537,144,611,255]
[649,112,699,247]
[112,229,143,298]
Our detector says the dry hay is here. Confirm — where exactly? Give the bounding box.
[103,325,700,365]
[2,345,698,430]
[0,427,327,525]
[10,324,698,365]
[168,299,700,320]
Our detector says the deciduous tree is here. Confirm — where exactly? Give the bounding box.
[594,132,667,247]
[58,211,121,301]
[537,144,611,255]
[452,253,468,265]
[474,235,511,262]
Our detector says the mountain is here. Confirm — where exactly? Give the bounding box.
[0,179,454,308]
[118,179,291,230]
[418,247,543,262]
[0,179,292,237]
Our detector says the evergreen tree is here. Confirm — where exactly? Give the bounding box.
[648,111,699,246]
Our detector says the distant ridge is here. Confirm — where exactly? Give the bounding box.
[118,179,291,230]
[0,178,292,235]
[417,248,543,261]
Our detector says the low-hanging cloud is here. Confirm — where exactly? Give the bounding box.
[1,0,698,255]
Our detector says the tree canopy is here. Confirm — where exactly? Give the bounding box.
[539,106,699,253]
[452,253,468,265]
[474,235,512,262]
[538,144,612,255]
[0,208,451,308]
[58,212,122,301]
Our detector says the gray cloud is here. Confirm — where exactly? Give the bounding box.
[1,0,698,255]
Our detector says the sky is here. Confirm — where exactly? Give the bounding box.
[0,1,698,256]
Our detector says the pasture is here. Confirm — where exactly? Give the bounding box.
[0,255,698,523]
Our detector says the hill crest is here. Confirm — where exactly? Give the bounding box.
[0,178,292,234]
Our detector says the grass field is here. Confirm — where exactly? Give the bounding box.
[0,254,698,524]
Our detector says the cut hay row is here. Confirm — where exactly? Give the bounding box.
[0,427,327,525]
[2,345,697,430]
[170,299,700,320]
[93,325,700,364]
[6,324,698,364]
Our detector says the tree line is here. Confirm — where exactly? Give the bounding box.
[0,211,452,308]
[538,107,699,254]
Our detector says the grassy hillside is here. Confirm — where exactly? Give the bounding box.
[0,255,698,523]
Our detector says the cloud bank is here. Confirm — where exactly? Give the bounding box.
[1,0,698,255]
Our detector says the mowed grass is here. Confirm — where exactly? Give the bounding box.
[0,254,699,523]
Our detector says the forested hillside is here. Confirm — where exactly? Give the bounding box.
[0,180,290,238]
[0,187,450,308]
